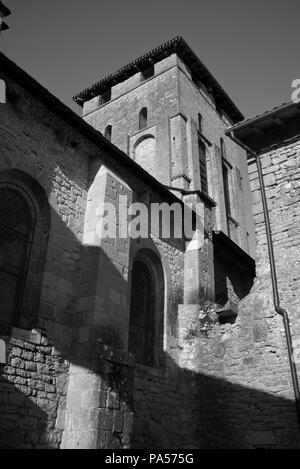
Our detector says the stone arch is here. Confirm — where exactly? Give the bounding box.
[133,134,156,176]
[0,155,52,196]
[128,240,171,366]
[0,169,50,330]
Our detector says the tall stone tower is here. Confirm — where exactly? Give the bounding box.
[74,36,249,252]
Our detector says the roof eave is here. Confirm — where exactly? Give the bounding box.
[73,36,244,124]
[213,230,255,275]
[226,101,300,155]
[226,101,297,136]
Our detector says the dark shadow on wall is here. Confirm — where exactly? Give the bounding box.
[0,378,48,449]
[1,202,299,449]
[132,355,300,449]
[0,176,86,449]
[214,247,255,310]
[0,168,298,449]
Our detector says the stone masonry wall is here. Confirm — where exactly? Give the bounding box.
[149,141,300,449]
[61,343,134,449]
[81,54,249,254]
[83,56,179,186]
[248,140,300,381]
[0,332,69,449]
[0,70,90,449]
[0,67,192,449]
[177,68,248,251]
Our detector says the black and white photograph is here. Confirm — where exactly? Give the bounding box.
[1,0,300,454]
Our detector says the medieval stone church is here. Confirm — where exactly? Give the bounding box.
[0,3,300,448]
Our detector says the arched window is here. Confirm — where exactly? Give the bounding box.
[129,258,155,366]
[104,125,112,142]
[129,249,164,367]
[139,107,148,130]
[0,186,35,326]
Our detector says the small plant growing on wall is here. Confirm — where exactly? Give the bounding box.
[184,300,219,343]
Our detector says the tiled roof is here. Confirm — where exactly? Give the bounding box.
[73,36,244,124]
[226,100,300,155]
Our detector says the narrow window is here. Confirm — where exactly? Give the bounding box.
[220,138,231,216]
[141,64,154,82]
[222,160,231,216]
[139,107,148,130]
[104,125,112,142]
[129,259,155,366]
[220,138,226,159]
[99,88,111,105]
[198,139,208,194]
[198,113,203,133]
[0,188,34,326]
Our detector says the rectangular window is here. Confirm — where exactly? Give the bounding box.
[222,160,231,216]
[198,139,208,194]
[220,138,232,216]
[198,113,203,133]
[141,64,154,82]
[99,88,111,105]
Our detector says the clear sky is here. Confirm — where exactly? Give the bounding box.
[1,0,300,118]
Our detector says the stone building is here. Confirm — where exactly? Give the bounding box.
[0,17,299,448]
[75,37,249,253]
[227,103,300,448]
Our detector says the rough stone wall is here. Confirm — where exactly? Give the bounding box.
[81,54,249,253]
[0,333,69,449]
[0,68,190,449]
[83,56,179,186]
[177,68,248,251]
[0,71,89,351]
[0,71,91,449]
[248,140,300,384]
[145,141,300,449]
[4,55,292,450]
[175,300,300,449]
[61,344,134,449]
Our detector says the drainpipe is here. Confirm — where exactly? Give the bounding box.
[227,130,300,426]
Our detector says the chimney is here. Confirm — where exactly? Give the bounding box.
[0,1,11,36]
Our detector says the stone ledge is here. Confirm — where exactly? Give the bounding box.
[0,326,42,345]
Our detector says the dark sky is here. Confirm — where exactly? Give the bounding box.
[2,0,300,118]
